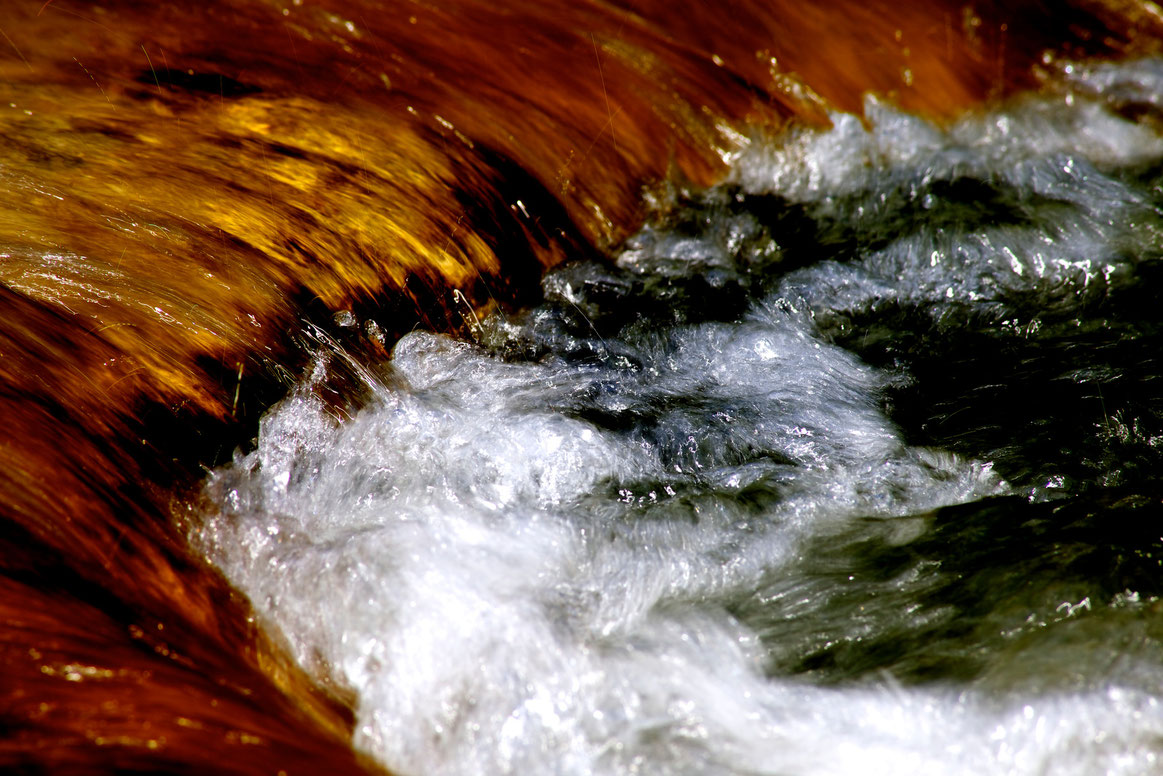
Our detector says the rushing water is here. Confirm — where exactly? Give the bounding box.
[196,60,1163,775]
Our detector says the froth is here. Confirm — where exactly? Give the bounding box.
[197,60,1163,775]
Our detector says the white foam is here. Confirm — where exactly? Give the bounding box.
[197,60,1163,775]
[734,92,1163,200]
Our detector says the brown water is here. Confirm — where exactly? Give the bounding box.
[2,2,1161,774]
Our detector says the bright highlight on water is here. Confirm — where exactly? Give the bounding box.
[196,60,1163,775]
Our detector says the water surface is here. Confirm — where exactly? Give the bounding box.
[198,60,1163,775]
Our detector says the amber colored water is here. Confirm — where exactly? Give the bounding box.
[1,1,1160,773]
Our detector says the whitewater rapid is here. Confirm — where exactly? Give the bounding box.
[196,59,1163,775]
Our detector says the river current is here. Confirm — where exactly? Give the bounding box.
[196,60,1163,775]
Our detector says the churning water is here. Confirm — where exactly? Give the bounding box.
[196,60,1163,775]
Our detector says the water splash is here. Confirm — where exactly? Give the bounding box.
[196,61,1163,775]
